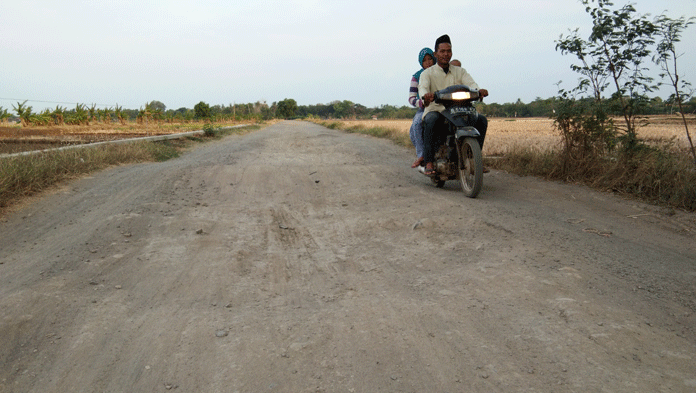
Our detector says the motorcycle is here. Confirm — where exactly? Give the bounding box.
[419,84,484,198]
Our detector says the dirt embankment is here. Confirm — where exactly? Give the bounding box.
[1,120,695,392]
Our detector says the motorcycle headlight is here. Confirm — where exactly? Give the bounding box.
[451,91,474,100]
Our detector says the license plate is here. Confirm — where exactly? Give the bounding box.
[450,106,476,115]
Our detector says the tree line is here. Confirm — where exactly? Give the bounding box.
[236,94,696,121]
[283,95,696,120]
[0,100,279,127]
[2,94,694,128]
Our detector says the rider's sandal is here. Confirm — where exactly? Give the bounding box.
[424,164,436,176]
[411,157,424,168]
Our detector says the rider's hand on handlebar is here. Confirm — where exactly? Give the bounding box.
[422,93,435,106]
[479,89,489,100]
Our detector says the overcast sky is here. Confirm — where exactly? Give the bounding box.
[2,0,695,112]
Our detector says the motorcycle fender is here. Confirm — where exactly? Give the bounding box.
[456,126,480,138]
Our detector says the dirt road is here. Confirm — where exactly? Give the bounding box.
[1,120,695,392]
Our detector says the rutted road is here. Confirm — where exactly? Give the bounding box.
[1,120,695,392]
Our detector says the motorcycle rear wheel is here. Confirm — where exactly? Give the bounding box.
[457,137,483,198]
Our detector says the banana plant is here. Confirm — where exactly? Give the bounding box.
[114,104,128,125]
[12,100,33,127]
[99,107,112,123]
[136,107,146,124]
[66,103,88,125]
[52,105,66,125]
[0,106,11,122]
[88,104,97,123]
[137,103,154,124]
[34,108,52,126]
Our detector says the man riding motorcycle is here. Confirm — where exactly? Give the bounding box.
[418,34,489,176]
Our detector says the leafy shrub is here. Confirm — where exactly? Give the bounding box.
[203,123,217,137]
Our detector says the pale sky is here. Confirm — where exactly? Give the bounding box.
[1,0,695,112]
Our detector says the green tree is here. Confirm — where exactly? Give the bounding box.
[276,98,298,119]
[149,102,163,122]
[653,14,696,166]
[353,103,368,118]
[194,101,211,120]
[148,100,166,112]
[332,100,355,118]
[685,96,696,114]
[556,0,658,151]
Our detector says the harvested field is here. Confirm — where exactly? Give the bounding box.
[0,121,251,154]
[337,115,696,156]
[1,116,693,156]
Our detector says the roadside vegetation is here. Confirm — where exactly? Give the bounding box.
[545,0,696,210]
[319,121,413,148]
[0,125,259,213]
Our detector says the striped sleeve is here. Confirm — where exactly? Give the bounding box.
[408,76,422,108]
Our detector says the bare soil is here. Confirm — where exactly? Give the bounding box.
[1,120,695,392]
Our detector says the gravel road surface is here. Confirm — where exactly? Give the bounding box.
[1,120,695,392]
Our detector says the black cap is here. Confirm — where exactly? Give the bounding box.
[435,34,451,51]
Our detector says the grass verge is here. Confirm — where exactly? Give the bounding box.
[315,120,412,147]
[0,124,260,212]
[493,143,696,211]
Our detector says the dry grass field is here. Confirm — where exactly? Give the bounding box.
[338,115,695,156]
[0,121,256,154]
[1,116,693,156]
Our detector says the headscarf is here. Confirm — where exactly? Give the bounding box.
[413,47,434,82]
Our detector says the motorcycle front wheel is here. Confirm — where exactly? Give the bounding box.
[457,137,483,198]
